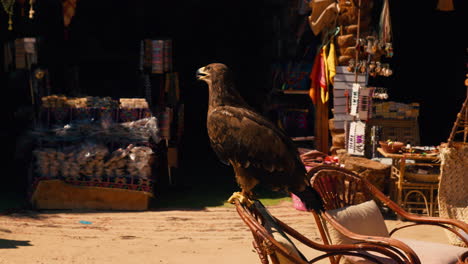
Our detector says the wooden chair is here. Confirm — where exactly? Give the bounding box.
[232,197,416,264]
[308,164,468,264]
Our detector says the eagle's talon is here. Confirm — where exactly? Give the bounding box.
[228,192,254,207]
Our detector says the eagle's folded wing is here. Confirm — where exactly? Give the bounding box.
[207,106,301,173]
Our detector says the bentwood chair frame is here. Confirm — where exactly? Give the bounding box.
[307,164,468,264]
[232,198,414,264]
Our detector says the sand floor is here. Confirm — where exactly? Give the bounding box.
[0,201,454,264]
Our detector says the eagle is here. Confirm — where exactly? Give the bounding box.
[196,63,323,211]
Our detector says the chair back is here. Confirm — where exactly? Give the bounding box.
[308,165,374,211]
[233,196,417,264]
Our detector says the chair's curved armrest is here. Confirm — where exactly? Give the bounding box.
[323,212,422,264]
[275,216,410,264]
[357,170,468,246]
[388,216,468,246]
[399,213,468,232]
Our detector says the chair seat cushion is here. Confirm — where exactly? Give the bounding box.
[325,200,468,263]
[326,199,390,245]
[344,239,468,264]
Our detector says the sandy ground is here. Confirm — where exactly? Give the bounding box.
[0,201,452,264]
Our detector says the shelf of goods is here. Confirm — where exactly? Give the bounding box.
[30,96,160,210]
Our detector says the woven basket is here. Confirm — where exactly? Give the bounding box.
[438,145,468,247]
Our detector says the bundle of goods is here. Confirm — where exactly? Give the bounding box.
[119,98,149,109]
[333,0,374,66]
[41,95,152,109]
[40,96,153,126]
[31,117,160,147]
[33,144,153,179]
[32,144,154,192]
[331,0,394,76]
[41,95,120,109]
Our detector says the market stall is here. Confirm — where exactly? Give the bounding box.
[29,96,161,210]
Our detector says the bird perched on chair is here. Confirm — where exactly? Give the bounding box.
[196,63,324,211]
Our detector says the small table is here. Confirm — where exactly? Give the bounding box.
[377,148,440,216]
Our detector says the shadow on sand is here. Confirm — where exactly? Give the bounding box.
[0,239,32,249]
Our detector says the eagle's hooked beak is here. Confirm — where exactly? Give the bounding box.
[196,67,208,80]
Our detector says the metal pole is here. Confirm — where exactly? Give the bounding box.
[354,0,362,84]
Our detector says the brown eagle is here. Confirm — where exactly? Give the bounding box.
[196,63,323,211]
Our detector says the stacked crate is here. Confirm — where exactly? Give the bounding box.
[372,101,420,119]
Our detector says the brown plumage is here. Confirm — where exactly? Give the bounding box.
[196,63,322,211]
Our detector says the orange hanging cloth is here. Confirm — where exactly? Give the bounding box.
[309,49,322,105]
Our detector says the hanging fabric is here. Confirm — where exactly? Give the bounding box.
[159,107,172,141]
[308,47,328,104]
[15,39,27,69]
[379,0,392,43]
[143,73,152,106]
[62,0,78,27]
[3,41,14,71]
[309,50,322,105]
[309,47,330,153]
[143,39,152,70]
[325,36,337,86]
[151,40,164,74]
[320,48,329,104]
[163,39,173,73]
[165,72,179,107]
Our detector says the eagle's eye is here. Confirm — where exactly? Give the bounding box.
[206,66,211,71]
